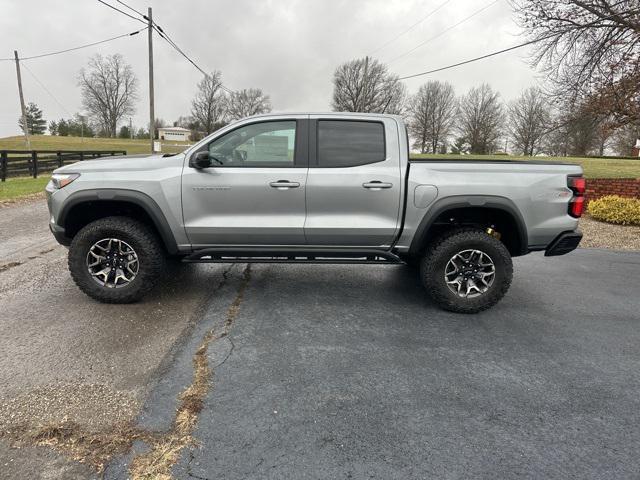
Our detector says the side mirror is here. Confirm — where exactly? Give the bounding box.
[190,151,212,169]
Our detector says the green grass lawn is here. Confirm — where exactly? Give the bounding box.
[410,153,640,178]
[0,135,192,155]
[0,176,50,201]
[2,140,639,201]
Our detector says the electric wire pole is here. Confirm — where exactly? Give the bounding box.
[14,51,31,150]
[147,7,155,153]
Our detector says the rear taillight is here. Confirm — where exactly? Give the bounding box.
[568,176,586,218]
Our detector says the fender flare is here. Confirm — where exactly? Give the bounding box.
[408,195,528,256]
[57,189,179,255]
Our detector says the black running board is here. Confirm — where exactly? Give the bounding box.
[182,247,404,265]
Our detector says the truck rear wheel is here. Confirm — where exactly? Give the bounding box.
[420,228,513,314]
[68,216,166,303]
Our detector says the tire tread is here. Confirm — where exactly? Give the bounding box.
[68,216,166,303]
[420,228,513,314]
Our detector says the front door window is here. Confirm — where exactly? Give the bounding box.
[208,121,296,168]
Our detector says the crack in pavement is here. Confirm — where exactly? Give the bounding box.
[186,449,211,480]
[0,261,22,273]
[128,264,252,479]
[0,247,58,274]
[0,263,245,476]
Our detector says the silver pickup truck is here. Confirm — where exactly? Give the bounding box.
[46,113,585,313]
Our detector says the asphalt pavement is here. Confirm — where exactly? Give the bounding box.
[0,200,220,478]
[150,251,639,479]
[1,199,639,479]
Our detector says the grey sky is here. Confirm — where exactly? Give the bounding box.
[0,0,541,138]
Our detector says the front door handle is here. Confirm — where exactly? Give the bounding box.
[270,180,300,189]
[363,181,393,190]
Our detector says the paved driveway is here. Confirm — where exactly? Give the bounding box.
[1,200,639,479]
[135,251,639,479]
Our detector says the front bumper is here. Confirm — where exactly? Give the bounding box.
[545,230,583,256]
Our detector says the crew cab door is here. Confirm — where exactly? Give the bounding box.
[182,117,309,247]
[304,116,402,246]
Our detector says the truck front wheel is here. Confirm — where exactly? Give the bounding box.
[68,216,167,303]
[420,229,513,314]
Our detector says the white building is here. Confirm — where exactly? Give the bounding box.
[158,127,191,142]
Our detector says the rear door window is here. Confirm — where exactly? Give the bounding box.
[317,120,385,167]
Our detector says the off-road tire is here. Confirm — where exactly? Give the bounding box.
[68,216,166,303]
[420,228,513,314]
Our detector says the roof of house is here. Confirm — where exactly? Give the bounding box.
[158,126,191,132]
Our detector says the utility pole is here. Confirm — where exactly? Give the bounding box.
[147,6,155,153]
[14,51,31,150]
[362,56,369,113]
[79,115,86,145]
[129,117,133,139]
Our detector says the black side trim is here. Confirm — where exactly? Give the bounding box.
[294,119,309,167]
[545,230,582,256]
[408,195,528,256]
[57,189,179,254]
[184,247,404,264]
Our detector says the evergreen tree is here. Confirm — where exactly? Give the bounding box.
[119,125,131,138]
[18,102,46,135]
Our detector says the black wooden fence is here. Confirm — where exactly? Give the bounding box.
[0,150,127,181]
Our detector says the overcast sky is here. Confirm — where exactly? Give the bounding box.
[0,0,542,138]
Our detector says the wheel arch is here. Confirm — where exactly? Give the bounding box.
[408,195,528,257]
[58,189,179,255]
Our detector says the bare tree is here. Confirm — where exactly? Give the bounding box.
[512,0,640,125]
[612,123,640,156]
[407,81,457,154]
[331,57,406,114]
[191,71,227,135]
[594,116,617,156]
[458,84,503,154]
[546,103,604,156]
[227,88,272,121]
[78,54,138,137]
[508,87,551,156]
[544,118,570,157]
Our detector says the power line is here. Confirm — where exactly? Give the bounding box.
[368,0,454,56]
[387,0,501,65]
[95,0,234,93]
[152,23,234,94]
[398,33,559,80]
[115,0,145,18]
[96,0,146,24]
[21,63,74,116]
[0,28,144,61]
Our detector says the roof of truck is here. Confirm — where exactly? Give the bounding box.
[242,112,403,120]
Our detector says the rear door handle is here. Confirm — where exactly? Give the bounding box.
[363,181,393,189]
[270,180,300,189]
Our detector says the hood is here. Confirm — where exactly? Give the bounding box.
[54,153,184,174]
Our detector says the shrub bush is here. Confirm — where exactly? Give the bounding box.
[588,195,640,226]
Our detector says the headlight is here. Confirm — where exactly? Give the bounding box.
[46,173,80,192]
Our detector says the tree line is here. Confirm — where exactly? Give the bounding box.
[18,1,637,156]
[332,59,632,157]
[331,0,640,157]
[19,53,272,141]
